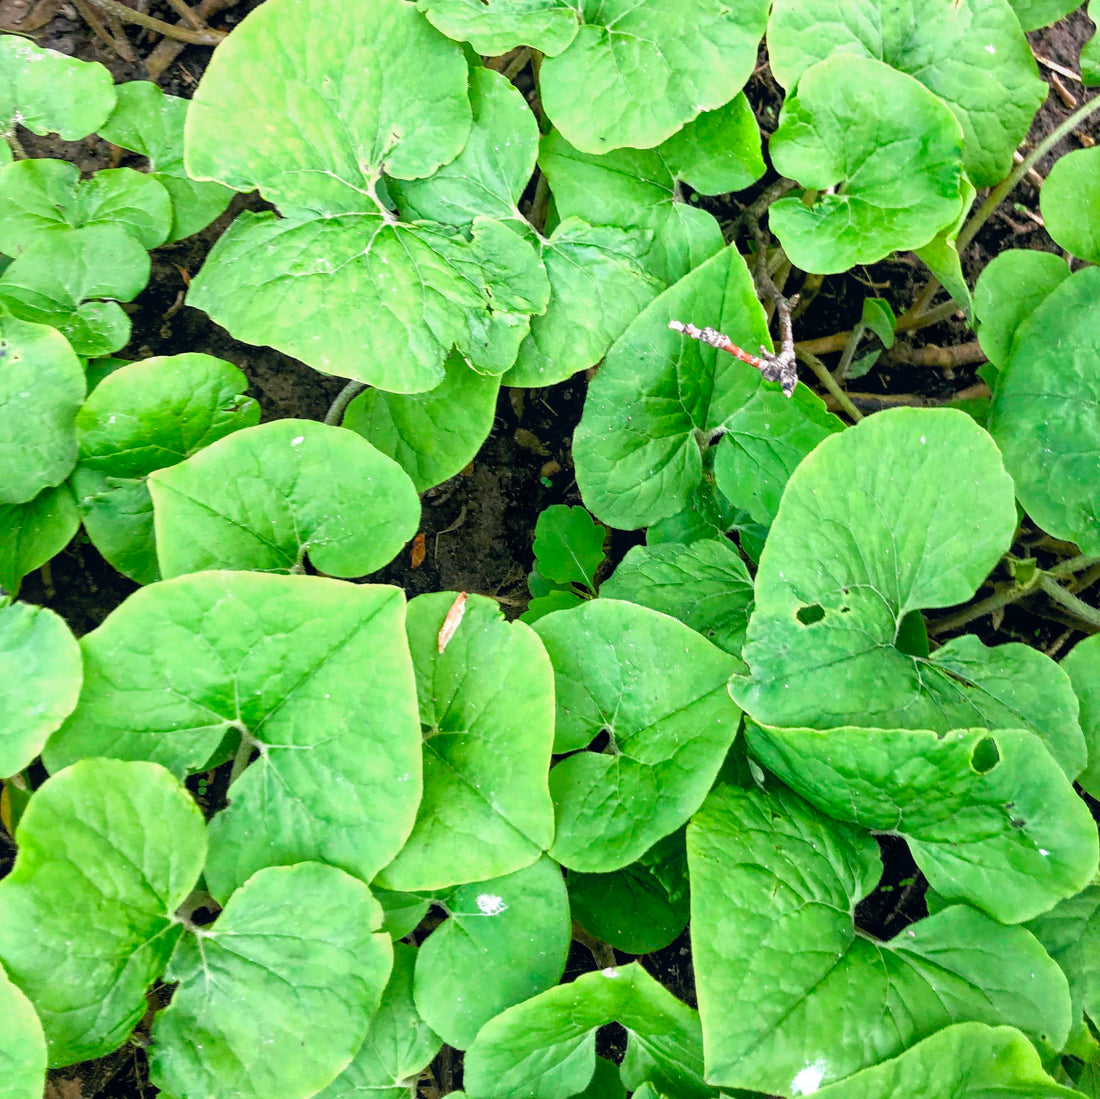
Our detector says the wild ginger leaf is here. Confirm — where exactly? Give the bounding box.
[0,484,80,598]
[416,0,581,56]
[1040,147,1100,263]
[531,503,607,590]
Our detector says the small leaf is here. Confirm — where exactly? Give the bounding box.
[151,419,420,578]
[414,857,571,1049]
[769,56,964,273]
[0,759,206,1066]
[1083,1,1100,85]
[599,539,754,657]
[1041,147,1100,263]
[520,589,584,624]
[0,603,82,777]
[989,266,1100,554]
[534,599,740,871]
[377,592,555,891]
[0,310,85,506]
[532,504,607,590]
[0,956,47,1098]
[150,863,393,1099]
[0,484,79,598]
[73,353,259,584]
[1064,634,1100,799]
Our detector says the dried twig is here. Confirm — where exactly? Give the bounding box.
[669,316,799,397]
[84,0,225,44]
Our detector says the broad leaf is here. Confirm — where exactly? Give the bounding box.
[0,37,115,141]
[812,1023,1080,1098]
[0,964,46,1099]
[534,599,740,871]
[150,863,393,1099]
[343,349,500,492]
[688,782,1072,1093]
[416,0,581,56]
[538,0,769,153]
[539,96,764,283]
[1084,1,1100,85]
[463,962,714,1099]
[0,759,206,1066]
[0,310,85,505]
[767,0,1045,187]
[532,504,606,590]
[989,266,1100,554]
[1041,147,1100,263]
[44,573,422,903]
[1064,634,1100,799]
[1008,0,1082,30]
[73,353,259,584]
[769,56,964,273]
[573,246,779,530]
[974,249,1069,367]
[99,81,232,243]
[0,484,79,598]
[600,539,754,657]
[377,592,555,890]
[746,722,1098,922]
[0,158,172,251]
[316,943,442,1099]
[151,419,420,578]
[414,856,571,1049]
[0,602,82,777]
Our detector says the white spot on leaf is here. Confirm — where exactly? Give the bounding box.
[791,1062,827,1094]
[476,893,507,916]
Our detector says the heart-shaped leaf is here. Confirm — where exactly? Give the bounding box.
[0,759,206,1066]
[150,419,419,578]
[150,863,393,1099]
[377,592,555,891]
[989,266,1100,554]
[43,573,422,903]
[0,484,79,598]
[769,56,964,273]
[72,353,259,584]
[688,781,1071,1093]
[767,0,1045,187]
[533,599,740,871]
[0,602,82,777]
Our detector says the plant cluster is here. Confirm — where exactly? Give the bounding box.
[2,0,1100,1096]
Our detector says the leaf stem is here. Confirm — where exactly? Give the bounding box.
[797,347,863,421]
[228,728,257,787]
[572,920,616,970]
[1047,554,1100,578]
[324,380,367,426]
[84,0,226,44]
[927,578,1038,634]
[1038,573,1100,629]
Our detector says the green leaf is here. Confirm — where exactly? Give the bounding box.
[151,419,419,578]
[390,67,538,227]
[769,56,964,273]
[373,889,432,940]
[1064,634,1100,799]
[989,266,1100,554]
[343,349,500,492]
[504,218,666,387]
[731,409,1036,732]
[533,599,740,871]
[520,589,585,623]
[414,856,571,1049]
[539,97,763,283]
[0,310,85,505]
[974,249,1070,368]
[538,0,768,153]
[0,957,47,1098]
[150,863,393,1099]
[861,298,896,348]
[767,0,1045,188]
[599,539,754,657]
[187,210,548,390]
[0,158,171,250]
[0,483,80,598]
[1083,2,1100,85]
[463,962,713,1099]
[712,383,844,527]
[72,353,259,584]
[1041,147,1100,263]
[377,592,555,891]
[316,942,442,1099]
[0,225,146,356]
[416,0,581,56]
[1007,0,1081,31]
[98,81,232,243]
[568,829,690,955]
[532,504,607,590]
[572,246,775,530]
[812,1023,1081,1099]
[43,573,422,903]
[0,602,81,777]
[687,782,1072,1093]
[0,759,206,1066]
[0,37,115,141]
[646,478,740,546]
[746,722,1098,923]
[915,176,977,319]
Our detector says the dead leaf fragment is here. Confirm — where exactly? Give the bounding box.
[437,592,468,653]
[410,532,426,569]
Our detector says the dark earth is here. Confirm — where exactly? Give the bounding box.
[1,1,1098,1095]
